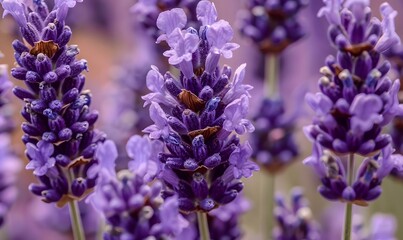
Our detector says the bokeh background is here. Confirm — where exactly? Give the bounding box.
[0,0,403,239]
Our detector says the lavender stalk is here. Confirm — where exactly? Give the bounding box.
[239,0,308,237]
[1,1,105,238]
[68,199,85,240]
[197,212,211,240]
[304,1,403,238]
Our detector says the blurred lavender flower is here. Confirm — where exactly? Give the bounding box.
[131,0,200,41]
[0,56,21,226]
[143,0,258,213]
[251,98,298,173]
[383,45,403,180]
[357,214,397,240]
[304,143,403,204]
[91,137,188,239]
[0,135,21,227]
[105,63,155,170]
[304,1,403,156]
[0,61,13,133]
[1,0,105,205]
[238,0,308,54]
[273,187,321,240]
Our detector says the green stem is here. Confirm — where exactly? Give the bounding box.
[268,175,276,239]
[260,173,276,239]
[197,212,211,240]
[265,54,279,98]
[343,153,355,240]
[69,200,86,240]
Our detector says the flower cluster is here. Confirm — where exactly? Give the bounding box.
[143,0,259,213]
[305,143,403,204]
[131,0,200,40]
[273,187,320,240]
[305,0,402,156]
[91,136,188,239]
[2,0,104,205]
[238,0,308,54]
[251,98,299,173]
[0,58,13,133]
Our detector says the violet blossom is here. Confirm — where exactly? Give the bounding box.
[131,0,200,41]
[1,0,105,205]
[273,187,321,240]
[238,0,308,54]
[0,56,21,227]
[304,143,403,204]
[90,137,188,239]
[305,1,403,156]
[250,98,299,173]
[143,0,259,213]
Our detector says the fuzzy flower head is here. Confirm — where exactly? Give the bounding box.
[3,0,104,206]
[143,0,257,213]
[131,0,200,40]
[238,0,309,53]
[353,213,397,240]
[273,187,321,240]
[0,59,13,134]
[305,1,403,156]
[304,143,403,205]
[251,98,299,174]
[90,138,188,239]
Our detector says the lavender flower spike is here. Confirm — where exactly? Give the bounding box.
[91,138,188,239]
[354,214,397,240]
[2,0,105,205]
[143,0,258,213]
[273,187,321,240]
[239,0,308,53]
[305,1,403,156]
[0,56,21,226]
[250,98,299,173]
[304,143,403,204]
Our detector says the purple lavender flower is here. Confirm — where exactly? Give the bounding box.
[354,213,397,240]
[0,58,13,133]
[143,0,259,213]
[1,0,105,205]
[90,138,188,239]
[0,134,21,227]
[304,143,403,204]
[273,187,321,240]
[304,1,403,156]
[238,0,309,53]
[0,56,22,227]
[251,98,299,173]
[131,0,200,41]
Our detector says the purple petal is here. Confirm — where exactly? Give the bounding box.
[375,3,401,53]
[196,0,217,25]
[156,8,187,35]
